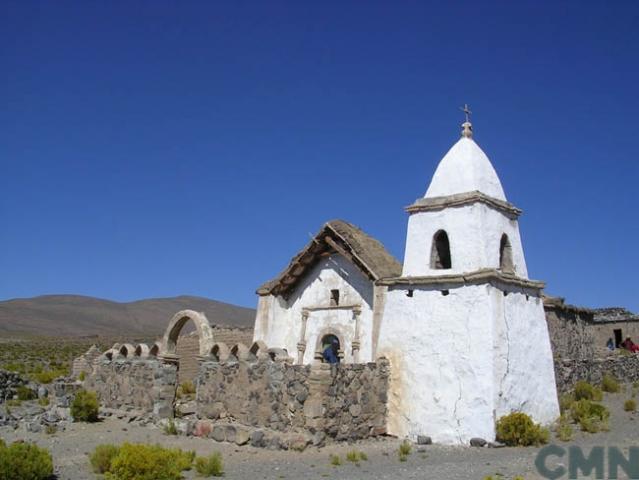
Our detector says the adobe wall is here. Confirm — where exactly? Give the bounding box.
[588,322,639,352]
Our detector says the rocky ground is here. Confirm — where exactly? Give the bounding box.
[1,389,638,480]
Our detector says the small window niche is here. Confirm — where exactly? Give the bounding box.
[431,230,452,269]
[499,234,514,273]
[330,289,340,306]
[406,289,414,298]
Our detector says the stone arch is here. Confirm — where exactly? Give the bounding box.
[149,342,160,357]
[431,230,451,269]
[160,310,215,358]
[499,233,514,273]
[134,343,150,358]
[210,342,230,362]
[267,347,291,362]
[119,343,135,358]
[103,350,114,361]
[230,343,251,361]
[313,328,346,363]
[249,340,269,360]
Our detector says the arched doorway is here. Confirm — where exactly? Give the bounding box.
[319,333,341,364]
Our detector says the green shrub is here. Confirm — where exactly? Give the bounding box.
[624,399,637,412]
[6,399,22,407]
[573,381,603,401]
[32,370,64,384]
[16,386,36,401]
[194,452,224,477]
[570,399,609,432]
[78,371,86,381]
[180,381,196,395]
[555,416,573,442]
[601,374,620,393]
[495,412,549,446]
[399,440,412,456]
[559,393,574,414]
[168,448,195,472]
[345,450,365,463]
[164,419,178,435]
[71,389,99,422]
[90,444,120,474]
[106,443,193,480]
[0,441,53,480]
[38,397,49,407]
[330,454,341,466]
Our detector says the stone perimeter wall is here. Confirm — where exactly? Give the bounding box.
[196,359,389,442]
[554,354,639,393]
[85,356,389,444]
[85,359,177,418]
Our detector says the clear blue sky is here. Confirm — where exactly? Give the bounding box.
[1,1,638,312]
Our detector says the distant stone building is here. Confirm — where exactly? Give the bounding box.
[253,118,560,444]
[544,296,639,359]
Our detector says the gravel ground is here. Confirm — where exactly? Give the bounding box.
[1,390,637,480]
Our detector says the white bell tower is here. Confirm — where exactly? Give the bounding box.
[376,109,560,445]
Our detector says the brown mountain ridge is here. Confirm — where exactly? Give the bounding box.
[0,294,256,337]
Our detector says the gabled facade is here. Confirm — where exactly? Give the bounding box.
[253,220,401,365]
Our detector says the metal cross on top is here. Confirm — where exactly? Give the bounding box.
[460,104,472,123]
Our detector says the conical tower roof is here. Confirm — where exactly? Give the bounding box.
[425,122,506,201]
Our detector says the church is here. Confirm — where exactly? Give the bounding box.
[252,114,560,444]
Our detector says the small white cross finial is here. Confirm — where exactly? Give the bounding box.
[460,104,473,138]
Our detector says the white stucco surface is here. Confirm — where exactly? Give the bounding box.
[253,254,374,364]
[377,284,559,445]
[492,290,560,424]
[402,202,528,278]
[425,137,506,200]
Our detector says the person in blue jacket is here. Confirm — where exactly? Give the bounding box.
[322,337,340,364]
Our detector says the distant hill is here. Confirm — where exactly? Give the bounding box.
[0,295,256,337]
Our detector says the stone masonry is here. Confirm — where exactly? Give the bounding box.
[85,358,176,418]
[554,354,639,393]
[196,358,389,442]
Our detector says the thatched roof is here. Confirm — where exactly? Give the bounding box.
[257,219,402,297]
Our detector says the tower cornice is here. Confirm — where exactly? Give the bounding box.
[376,268,544,293]
[405,190,522,219]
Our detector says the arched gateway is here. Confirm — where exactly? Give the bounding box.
[159,310,215,362]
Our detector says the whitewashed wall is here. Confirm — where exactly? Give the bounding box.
[402,203,528,278]
[377,283,559,445]
[253,254,375,364]
[492,288,560,424]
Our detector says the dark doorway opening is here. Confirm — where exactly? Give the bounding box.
[614,329,623,348]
